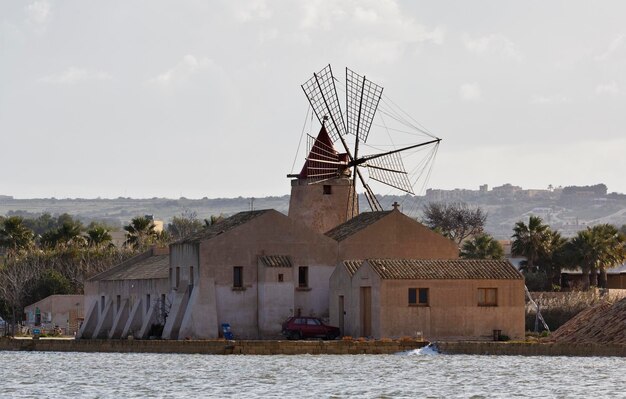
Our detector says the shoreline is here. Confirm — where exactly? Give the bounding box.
[0,337,426,355]
[2,337,625,357]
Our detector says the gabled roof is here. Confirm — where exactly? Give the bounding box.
[365,259,523,280]
[260,255,292,268]
[89,251,169,282]
[181,210,271,244]
[325,211,392,241]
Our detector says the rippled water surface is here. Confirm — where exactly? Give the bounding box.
[1,349,624,398]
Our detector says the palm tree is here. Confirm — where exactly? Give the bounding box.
[85,226,113,248]
[567,229,600,290]
[590,224,626,288]
[511,216,551,273]
[460,234,504,260]
[124,216,157,250]
[0,216,34,252]
[537,230,568,287]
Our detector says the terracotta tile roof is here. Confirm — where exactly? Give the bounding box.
[325,211,392,241]
[342,260,363,276]
[365,259,523,280]
[260,255,292,268]
[181,210,271,243]
[92,253,169,281]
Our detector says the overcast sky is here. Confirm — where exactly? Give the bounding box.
[2,1,626,199]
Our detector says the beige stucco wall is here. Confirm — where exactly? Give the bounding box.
[333,262,525,341]
[379,278,525,340]
[24,295,84,333]
[288,177,357,234]
[337,210,459,260]
[179,209,338,339]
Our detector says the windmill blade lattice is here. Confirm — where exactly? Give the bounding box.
[301,65,346,143]
[346,68,383,143]
[365,152,414,194]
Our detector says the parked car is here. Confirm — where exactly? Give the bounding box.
[281,316,340,340]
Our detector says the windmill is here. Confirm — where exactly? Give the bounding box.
[290,65,441,216]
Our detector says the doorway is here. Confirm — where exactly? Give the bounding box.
[360,287,371,337]
[338,295,345,335]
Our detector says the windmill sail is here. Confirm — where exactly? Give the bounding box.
[345,68,383,143]
[365,152,414,194]
[301,65,346,143]
[297,127,346,182]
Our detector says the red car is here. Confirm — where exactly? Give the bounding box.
[281,316,340,340]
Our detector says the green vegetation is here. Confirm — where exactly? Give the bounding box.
[512,216,626,291]
[460,234,504,260]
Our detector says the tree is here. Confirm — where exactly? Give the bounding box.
[41,218,85,249]
[589,224,625,288]
[460,234,504,260]
[0,255,42,335]
[0,216,34,252]
[536,230,568,288]
[167,210,204,240]
[124,216,158,250]
[85,225,113,248]
[421,202,487,245]
[511,216,551,273]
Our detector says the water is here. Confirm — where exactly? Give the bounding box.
[1,351,624,398]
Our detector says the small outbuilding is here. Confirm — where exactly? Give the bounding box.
[24,295,84,335]
[330,258,525,341]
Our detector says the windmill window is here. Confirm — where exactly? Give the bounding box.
[478,288,498,307]
[323,185,332,195]
[409,288,429,306]
[233,266,243,288]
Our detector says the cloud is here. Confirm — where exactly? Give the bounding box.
[530,94,571,105]
[595,81,621,96]
[148,55,217,87]
[25,0,50,24]
[233,0,272,22]
[463,33,522,61]
[459,83,482,101]
[595,34,626,61]
[40,67,111,85]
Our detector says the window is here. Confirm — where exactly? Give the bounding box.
[306,318,321,325]
[116,295,121,312]
[278,273,284,282]
[478,288,498,306]
[408,288,429,306]
[298,266,309,288]
[233,266,243,288]
[146,294,151,314]
[100,295,105,313]
[323,185,332,195]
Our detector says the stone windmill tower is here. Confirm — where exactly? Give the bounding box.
[288,65,441,234]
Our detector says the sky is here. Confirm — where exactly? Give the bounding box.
[2,0,626,199]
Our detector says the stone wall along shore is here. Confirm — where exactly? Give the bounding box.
[0,338,426,355]
[435,341,626,357]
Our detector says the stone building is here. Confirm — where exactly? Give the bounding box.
[330,259,525,340]
[79,246,170,339]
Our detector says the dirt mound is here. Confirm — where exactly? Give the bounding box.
[549,297,626,345]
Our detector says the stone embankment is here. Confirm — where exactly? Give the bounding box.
[0,338,426,355]
[435,341,626,357]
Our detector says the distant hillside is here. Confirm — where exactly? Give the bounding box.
[2,184,625,239]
